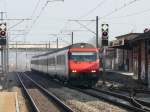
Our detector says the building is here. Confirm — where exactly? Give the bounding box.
[131,32,150,86]
[109,32,150,87]
[109,33,141,72]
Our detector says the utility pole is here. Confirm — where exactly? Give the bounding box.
[49,41,50,48]
[56,38,58,48]
[25,47,27,70]
[16,41,18,70]
[0,12,7,74]
[0,12,30,73]
[0,12,6,21]
[71,32,73,45]
[96,16,99,48]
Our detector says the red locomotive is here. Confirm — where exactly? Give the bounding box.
[31,43,100,87]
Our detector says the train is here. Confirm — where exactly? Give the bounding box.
[31,43,100,87]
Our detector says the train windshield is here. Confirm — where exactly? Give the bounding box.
[70,52,97,61]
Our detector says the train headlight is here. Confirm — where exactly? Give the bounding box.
[91,70,96,73]
[72,70,77,73]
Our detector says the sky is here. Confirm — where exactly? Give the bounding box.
[0,0,150,47]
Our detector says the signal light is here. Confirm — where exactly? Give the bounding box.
[144,28,150,33]
[0,23,6,37]
[0,23,7,45]
[102,32,108,37]
[1,31,6,37]
[102,24,109,46]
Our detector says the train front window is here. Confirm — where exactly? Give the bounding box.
[70,52,97,61]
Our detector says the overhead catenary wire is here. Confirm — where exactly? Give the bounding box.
[60,0,107,34]
[64,0,142,36]
[25,0,64,38]
[30,1,49,30]
[30,0,41,18]
[75,21,96,35]
[79,0,108,19]
[24,1,49,37]
[103,7,150,20]
[23,0,41,41]
[99,0,142,19]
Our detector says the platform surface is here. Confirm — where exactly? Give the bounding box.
[0,92,18,112]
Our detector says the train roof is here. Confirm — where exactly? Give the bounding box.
[32,43,96,58]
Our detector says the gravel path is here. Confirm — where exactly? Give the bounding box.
[49,87,128,112]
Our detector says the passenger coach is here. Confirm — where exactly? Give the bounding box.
[31,43,100,86]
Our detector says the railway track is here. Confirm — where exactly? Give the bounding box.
[93,87,150,103]
[112,86,150,94]
[68,86,150,112]
[25,71,150,112]
[91,87,150,110]
[17,72,74,112]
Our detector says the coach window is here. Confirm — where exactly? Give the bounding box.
[57,56,59,64]
[35,60,37,65]
[57,55,65,65]
[39,60,42,65]
[61,55,65,65]
[31,60,33,64]
[44,59,47,65]
[33,60,35,64]
[48,57,55,65]
[52,57,55,65]
[48,58,51,65]
[40,60,43,65]
[39,60,41,65]
[34,60,36,65]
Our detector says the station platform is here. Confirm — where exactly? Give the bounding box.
[0,92,19,112]
[105,69,134,76]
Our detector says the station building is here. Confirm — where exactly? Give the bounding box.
[108,32,150,87]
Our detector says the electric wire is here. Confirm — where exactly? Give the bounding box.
[25,1,49,37]
[104,7,150,20]
[69,0,143,34]
[30,0,41,18]
[23,0,42,41]
[99,0,142,19]
[60,0,107,35]
[79,0,108,19]
[75,21,96,34]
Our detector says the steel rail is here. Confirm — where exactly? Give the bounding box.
[21,72,74,112]
[26,71,149,112]
[112,86,150,94]
[17,72,40,112]
[92,87,150,111]
[67,86,149,112]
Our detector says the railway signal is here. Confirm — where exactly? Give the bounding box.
[144,28,150,33]
[0,23,7,45]
[101,24,109,46]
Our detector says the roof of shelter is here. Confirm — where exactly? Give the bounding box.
[131,32,150,42]
[115,33,141,40]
